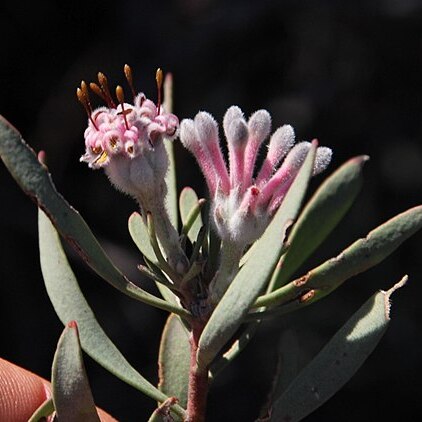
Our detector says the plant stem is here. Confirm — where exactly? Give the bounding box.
[186,322,208,422]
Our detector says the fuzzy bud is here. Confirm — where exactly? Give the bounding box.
[247,109,272,142]
[223,106,244,138]
[256,124,296,186]
[313,146,333,175]
[179,119,199,152]
[179,105,332,249]
[194,112,219,146]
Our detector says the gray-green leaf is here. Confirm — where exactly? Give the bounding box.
[0,116,185,316]
[129,212,158,264]
[269,276,407,422]
[306,205,422,301]
[197,142,317,368]
[28,398,54,422]
[163,72,178,230]
[52,322,100,422]
[128,212,178,305]
[39,210,186,418]
[158,314,190,416]
[179,187,204,243]
[253,205,422,309]
[270,155,368,290]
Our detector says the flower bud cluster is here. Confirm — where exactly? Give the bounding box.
[180,106,332,247]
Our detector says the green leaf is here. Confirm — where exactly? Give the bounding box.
[128,212,158,264]
[28,398,54,422]
[128,212,178,305]
[163,72,178,230]
[52,321,100,422]
[164,139,178,230]
[307,206,422,298]
[197,142,317,368]
[0,116,186,316]
[269,276,408,422]
[253,205,422,309]
[179,187,204,243]
[38,210,186,419]
[270,155,368,290]
[158,314,190,416]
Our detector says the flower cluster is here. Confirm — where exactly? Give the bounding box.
[77,66,187,274]
[180,106,332,247]
[80,92,178,170]
[77,67,178,195]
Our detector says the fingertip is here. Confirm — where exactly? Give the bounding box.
[0,358,118,421]
[0,358,50,422]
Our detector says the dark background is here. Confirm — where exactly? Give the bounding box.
[1,1,421,421]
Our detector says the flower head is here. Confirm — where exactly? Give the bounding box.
[77,66,179,196]
[78,67,177,167]
[77,66,187,274]
[180,106,332,247]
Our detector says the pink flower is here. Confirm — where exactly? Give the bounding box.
[77,67,187,274]
[180,106,332,247]
[79,78,178,171]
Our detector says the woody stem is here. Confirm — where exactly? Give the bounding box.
[186,321,208,422]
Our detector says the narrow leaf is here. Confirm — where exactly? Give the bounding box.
[38,210,186,418]
[28,398,54,422]
[253,205,422,309]
[269,276,408,422]
[163,73,178,229]
[270,155,368,290]
[307,206,422,297]
[197,142,317,368]
[52,321,100,422]
[179,187,204,243]
[128,212,158,264]
[0,116,186,316]
[164,138,178,230]
[129,212,178,305]
[158,314,190,415]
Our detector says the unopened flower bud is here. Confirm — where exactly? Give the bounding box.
[313,146,333,175]
[180,106,332,249]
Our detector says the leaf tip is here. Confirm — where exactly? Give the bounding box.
[382,274,408,320]
[67,320,78,329]
[181,186,194,194]
[355,154,370,165]
[129,211,141,221]
[38,150,47,165]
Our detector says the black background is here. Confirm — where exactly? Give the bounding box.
[1,1,421,421]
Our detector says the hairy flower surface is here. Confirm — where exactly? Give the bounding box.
[78,66,187,274]
[180,106,332,247]
[78,67,178,196]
